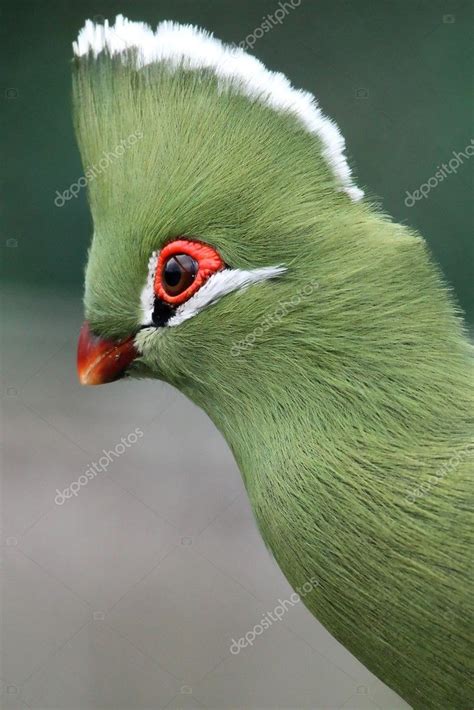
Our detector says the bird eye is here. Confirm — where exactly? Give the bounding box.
[153,238,225,306]
[162,254,198,296]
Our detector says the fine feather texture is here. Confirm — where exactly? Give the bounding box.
[73,15,363,202]
[73,18,473,710]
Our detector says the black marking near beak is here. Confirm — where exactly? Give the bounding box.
[151,299,175,328]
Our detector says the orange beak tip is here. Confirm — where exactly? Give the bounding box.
[77,321,138,386]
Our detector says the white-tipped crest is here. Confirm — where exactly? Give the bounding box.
[74,15,364,202]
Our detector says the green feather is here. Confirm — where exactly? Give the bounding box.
[73,26,473,709]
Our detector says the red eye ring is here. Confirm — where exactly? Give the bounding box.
[154,239,225,306]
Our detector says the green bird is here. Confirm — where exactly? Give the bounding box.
[73,15,473,709]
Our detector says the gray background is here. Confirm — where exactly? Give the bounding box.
[1,0,472,708]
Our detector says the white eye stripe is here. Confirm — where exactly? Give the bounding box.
[139,251,285,327]
[140,250,158,324]
[167,265,286,327]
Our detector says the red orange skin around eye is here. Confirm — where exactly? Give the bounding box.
[154,239,225,306]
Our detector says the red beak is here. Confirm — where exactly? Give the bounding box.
[77,321,138,386]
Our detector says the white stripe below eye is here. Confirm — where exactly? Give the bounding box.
[167,265,286,327]
[139,250,285,328]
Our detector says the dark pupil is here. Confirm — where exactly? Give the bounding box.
[162,254,198,296]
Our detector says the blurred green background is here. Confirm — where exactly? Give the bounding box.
[2,0,473,321]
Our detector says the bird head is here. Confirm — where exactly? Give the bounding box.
[74,16,445,427]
